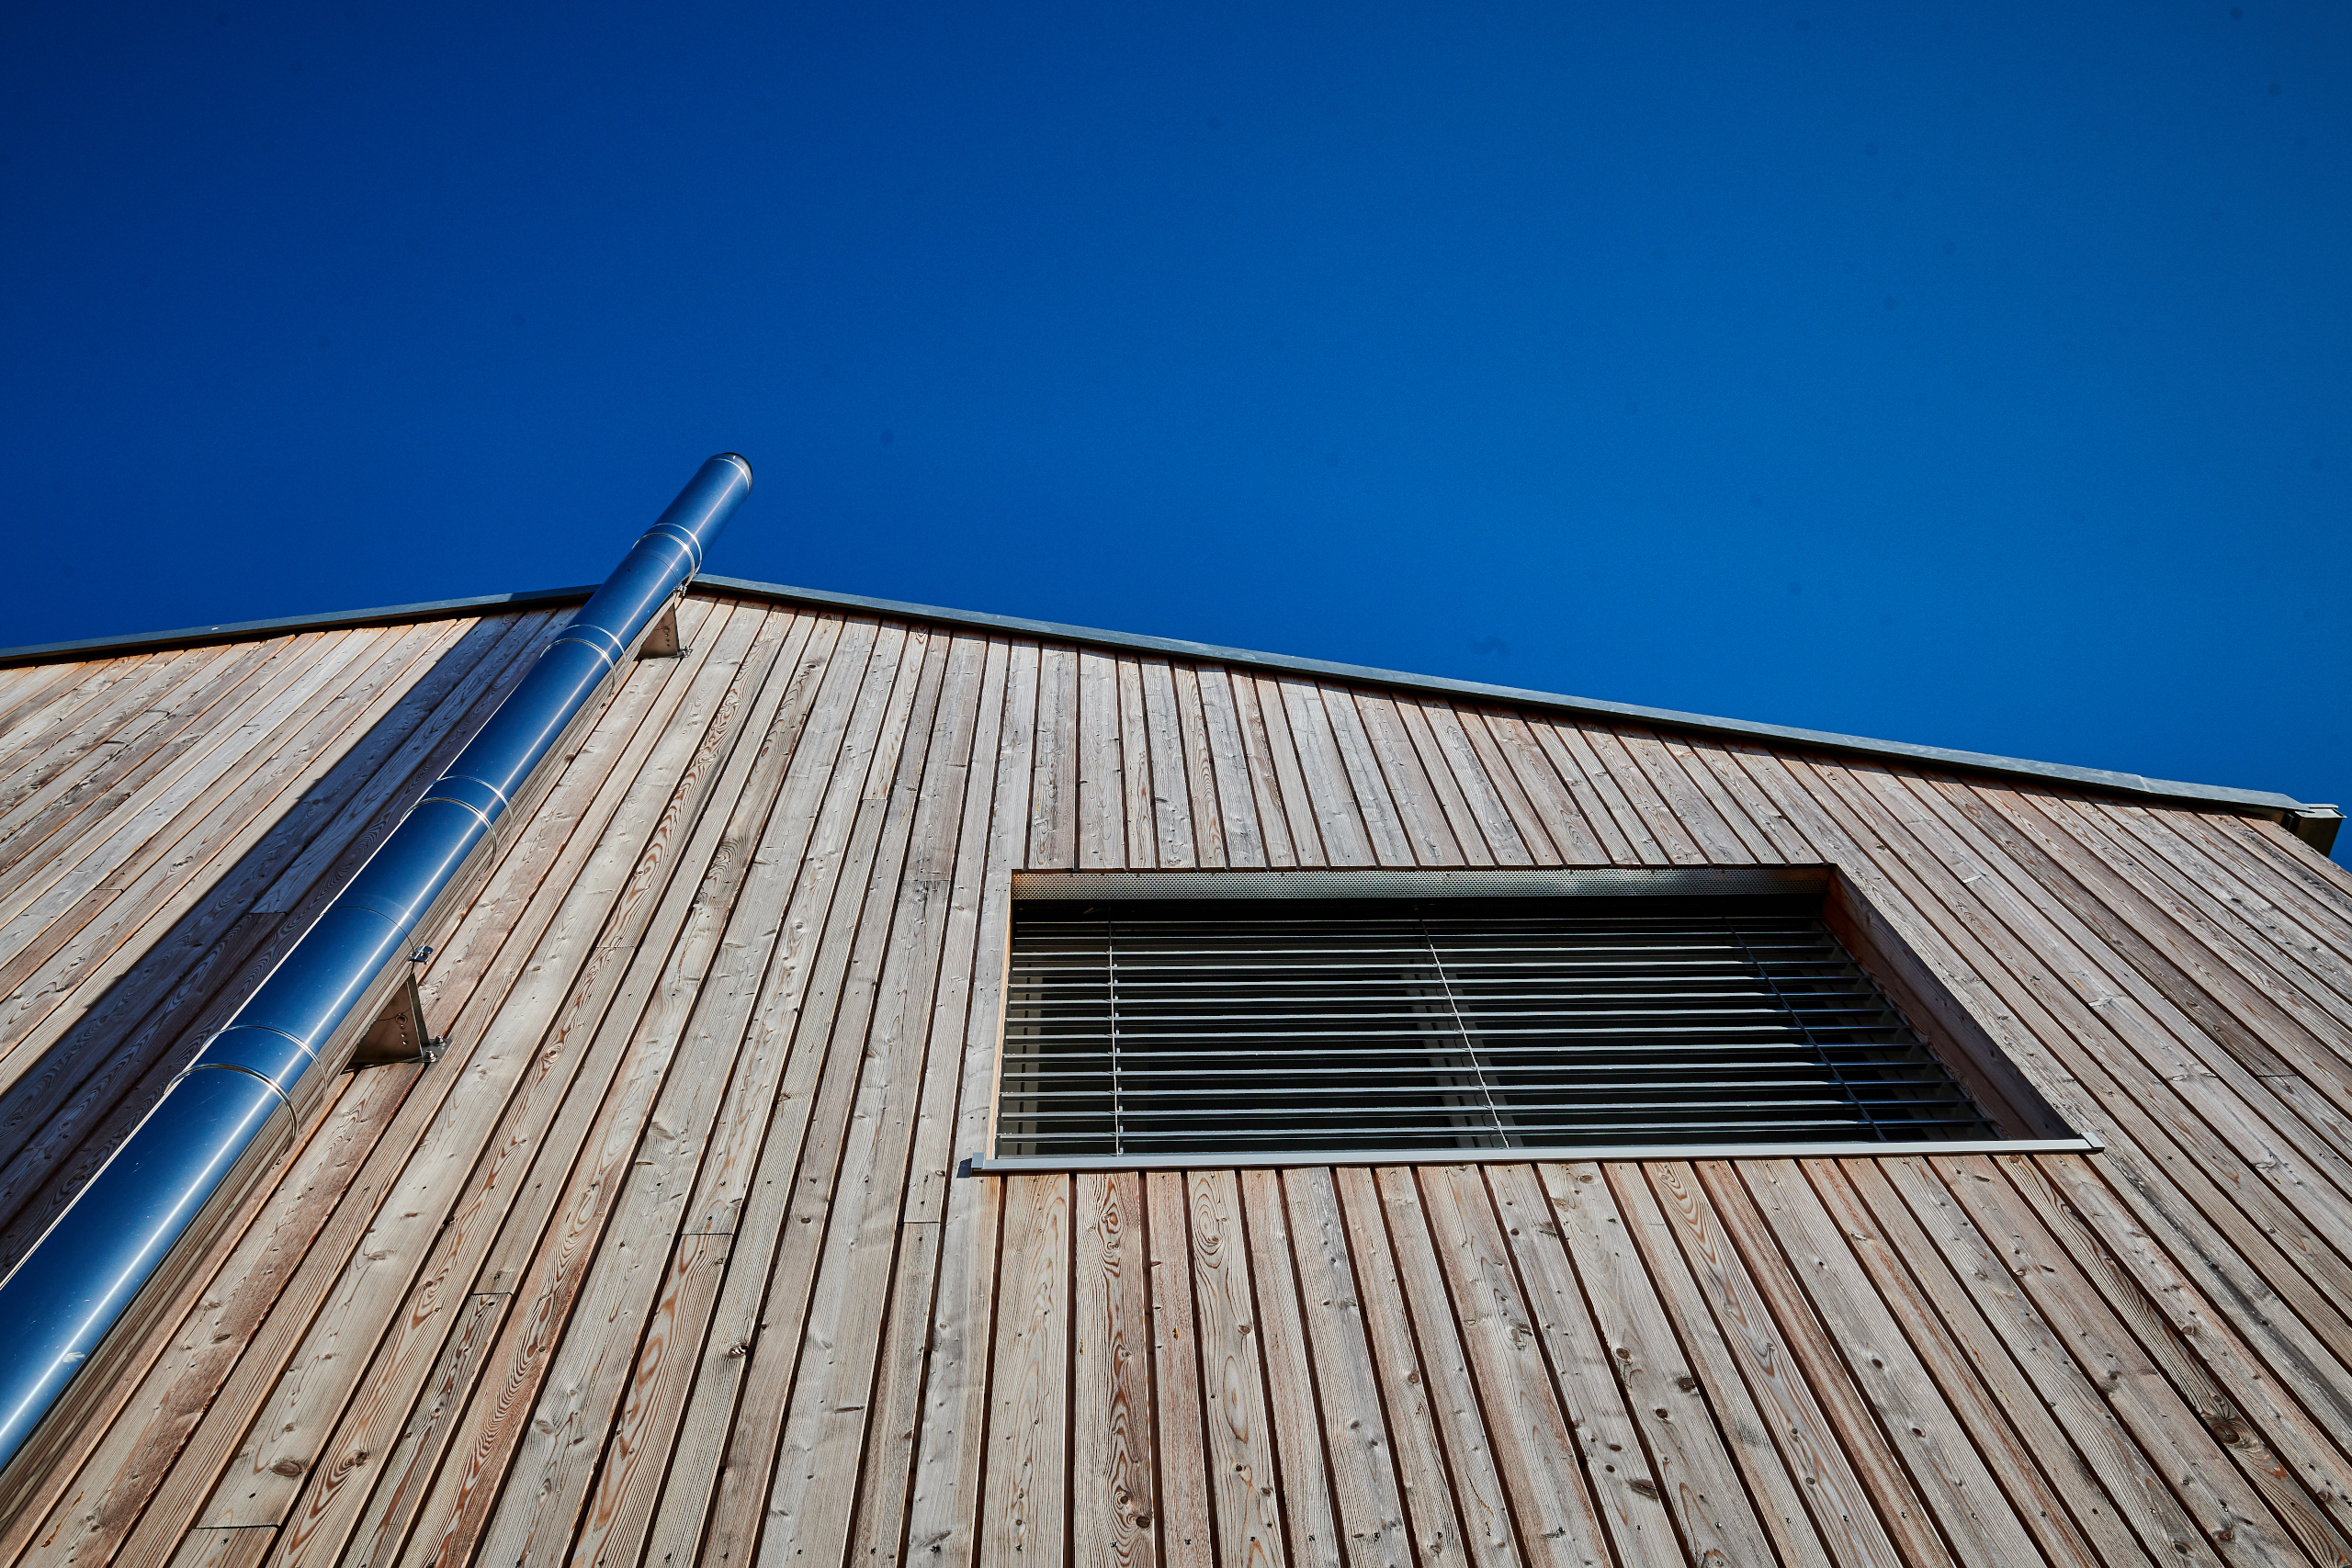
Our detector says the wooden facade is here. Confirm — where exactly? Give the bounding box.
[1,583,2350,1567]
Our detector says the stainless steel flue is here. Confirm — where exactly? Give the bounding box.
[0,454,752,1483]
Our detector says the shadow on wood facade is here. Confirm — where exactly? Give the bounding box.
[0,586,2348,1566]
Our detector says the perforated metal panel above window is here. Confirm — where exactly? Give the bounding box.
[991,895,2005,1164]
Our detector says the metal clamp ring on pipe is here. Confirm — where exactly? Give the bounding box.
[640,525,704,574]
[413,792,505,849]
[546,634,620,673]
[435,773,516,815]
[172,1062,297,1120]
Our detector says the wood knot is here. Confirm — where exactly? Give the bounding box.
[270,1457,308,1477]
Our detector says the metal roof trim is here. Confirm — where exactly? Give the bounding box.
[0,571,2320,819]
[692,575,2316,817]
[0,585,600,669]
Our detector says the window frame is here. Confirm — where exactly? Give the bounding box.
[972,867,2098,1172]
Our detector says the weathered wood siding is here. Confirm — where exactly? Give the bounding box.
[3,588,2351,1567]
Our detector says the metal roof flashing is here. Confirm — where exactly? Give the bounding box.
[0,573,2336,851]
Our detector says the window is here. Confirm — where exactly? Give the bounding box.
[985,870,2071,1168]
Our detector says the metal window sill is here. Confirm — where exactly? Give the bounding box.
[967,1134,2101,1173]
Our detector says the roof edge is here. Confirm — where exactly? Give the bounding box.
[0,574,2329,829]
[0,585,600,669]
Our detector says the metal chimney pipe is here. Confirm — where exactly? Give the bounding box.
[0,454,752,1487]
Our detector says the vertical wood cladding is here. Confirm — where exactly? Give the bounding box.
[1,592,2350,1565]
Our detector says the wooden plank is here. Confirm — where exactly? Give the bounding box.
[1720,1159,2047,1568]
[1945,782,2303,1080]
[845,1218,946,1568]
[850,637,1019,1568]
[1410,1163,1611,1568]
[1520,1162,1788,1568]
[1245,675,1325,866]
[1272,682,1374,867]
[893,636,1035,1568]
[0,634,371,1017]
[1078,648,1123,869]
[1348,692,1469,867]
[0,649,226,849]
[1136,1173,1214,1568]
[0,652,183,837]
[1641,1160,1944,1568]
[1369,1167,1527,1567]
[1074,1172,1159,1568]
[1598,1163,1842,1568]
[902,1178,1004,1568]
[1407,700,1535,867]
[1168,665,1227,869]
[1273,1170,1414,1568]
[1477,1164,1683,1568]
[1743,742,2352,1412]
[1673,735,1818,863]
[737,636,985,1566]
[1322,1167,1494,1568]
[0,1066,386,1566]
[1315,687,1419,866]
[2115,803,2352,983]
[1797,1158,2133,1568]
[0,613,530,1107]
[1236,1170,1346,1568]
[0,619,605,1555]
[1472,708,1615,866]
[1842,762,2352,1380]
[1604,728,1751,865]
[0,645,297,931]
[336,1292,510,1568]
[0,647,286,947]
[0,625,472,1268]
[457,617,854,1568]
[1190,668,1266,869]
[902,635,1019,1229]
[0,616,491,1182]
[384,613,811,1565]
[981,1173,1072,1568]
[1525,720,1655,866]
[1027,644,1077,870]
[183,606,741,1568]
[1622,728,1781,863]
[0,660,111,749]
[1997,1154,2352,1544]
[2187,809,2352,943]
[0,626,383,932]
[645,627,956,1568]
[1221,673,1302,868]
[1949,1151,2352,1567]
[0,1071,371,1563]
[1575,728,1705,866]
[1871,1153,2304,1568]
[1186,1169,1287,1568]
[123,606,781,1568]
[1138,660,1198,870]
[106,606,771,1551]
[2050,793,2352,1076]
[1117,658,1160,869]
[0,615,479,1154]
[560,1232,735,1568]
[419,620,914,1568]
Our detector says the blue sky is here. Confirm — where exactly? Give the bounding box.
[4,1,2346,852]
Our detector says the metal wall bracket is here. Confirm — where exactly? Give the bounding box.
[636,604,686,660]
[2288,806,2342,855]
[349,969,447,1067]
